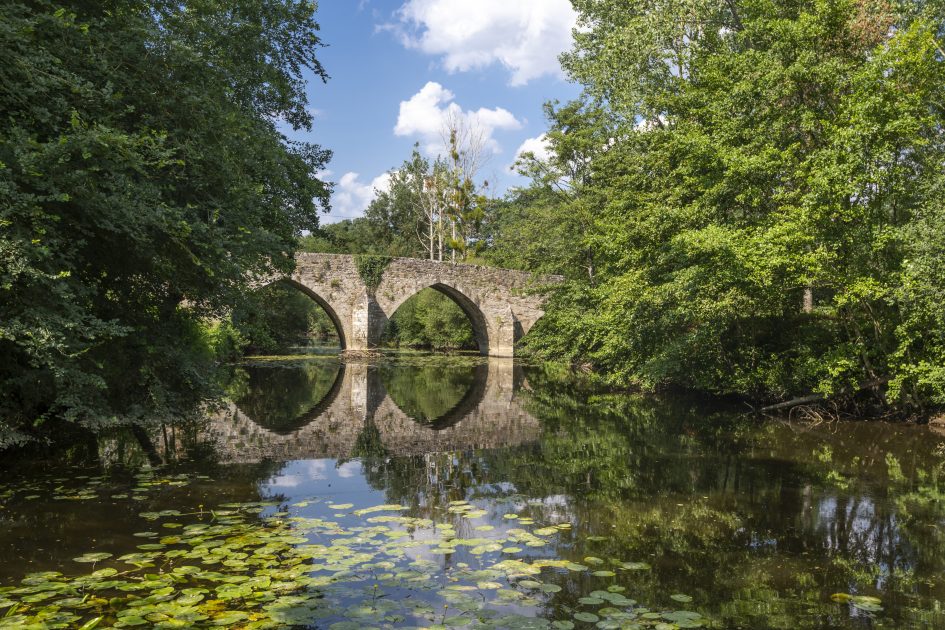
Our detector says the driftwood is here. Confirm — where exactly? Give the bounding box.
[759,393,826,413]
[758,379,888,414]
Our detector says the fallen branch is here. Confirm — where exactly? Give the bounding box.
[759,379,888,415]
[760,393,826,413]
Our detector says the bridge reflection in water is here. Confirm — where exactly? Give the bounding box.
[208,359,541,463]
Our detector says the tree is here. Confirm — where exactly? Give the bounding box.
[523,0,945,410]
[363,146,451,260]
[0,0,330,445]
[441,113,491,262]
[485,100,618,281]
[231,284,338,355]
[419,160,451,261]
[382,288,476,351]
[300,148,448,260]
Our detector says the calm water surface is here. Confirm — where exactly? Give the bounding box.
[1,356,943,629]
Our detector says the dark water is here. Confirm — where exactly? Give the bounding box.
[1,356,944,629]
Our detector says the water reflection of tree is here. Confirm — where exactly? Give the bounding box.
[379,362,478,423]
[353,366,945,627]
[350,421,388,460]
[234,362,341,434]
[0,455,284,582]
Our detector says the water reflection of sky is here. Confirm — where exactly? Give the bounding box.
[262,458,381,506]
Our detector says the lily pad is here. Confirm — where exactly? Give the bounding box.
[73,552,112,563]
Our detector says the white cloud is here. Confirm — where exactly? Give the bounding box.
[511,133,552,168]
[394,81,522,155]
[266,459,331,487]
[268,474,303,488]
[304,460,329,480]
[329,171,392,221]
[336,461,362,478]
[392,0,577,86]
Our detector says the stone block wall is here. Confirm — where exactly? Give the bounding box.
[281,253,558,357]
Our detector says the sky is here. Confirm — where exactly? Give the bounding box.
[283,0,581,224]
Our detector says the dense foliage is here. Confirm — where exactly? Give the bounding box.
[230,285,338,356]
[0,0,330,445]
[353,254,392,292]
[302,143,494,264]
[383,288,477,352]
[500,0,945,412]
[8,0,944,437]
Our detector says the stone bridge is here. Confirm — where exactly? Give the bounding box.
[204,359,541,463]
[267,254,557,357]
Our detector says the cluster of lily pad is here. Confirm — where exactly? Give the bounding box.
[0,493,714,629]
[0,470,206,505]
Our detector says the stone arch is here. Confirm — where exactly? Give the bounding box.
[381,282,491,356]
[269,278,348,350]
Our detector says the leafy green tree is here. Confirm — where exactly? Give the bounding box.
[524,0,945,410]
[491,101,618,281]
[440,118,493,262]
[299,220,386,255]
[300,147,455,261]
[232,284,338,354]
[0,0,330,445]
[482,184,593,280]
[364,147,435,258]
[383,288,476,351]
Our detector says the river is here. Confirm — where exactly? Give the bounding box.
[0,354,942,629]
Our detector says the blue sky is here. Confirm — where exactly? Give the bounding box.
[283,0,581,223]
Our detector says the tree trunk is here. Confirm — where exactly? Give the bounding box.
[437,212,443,261]
[803,287,814,313]
[428,217,434,261]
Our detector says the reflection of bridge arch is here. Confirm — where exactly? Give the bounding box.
[232,362,345,435]
[207,360,540,463]
[376,362,489,430]
[267,364,346,435]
